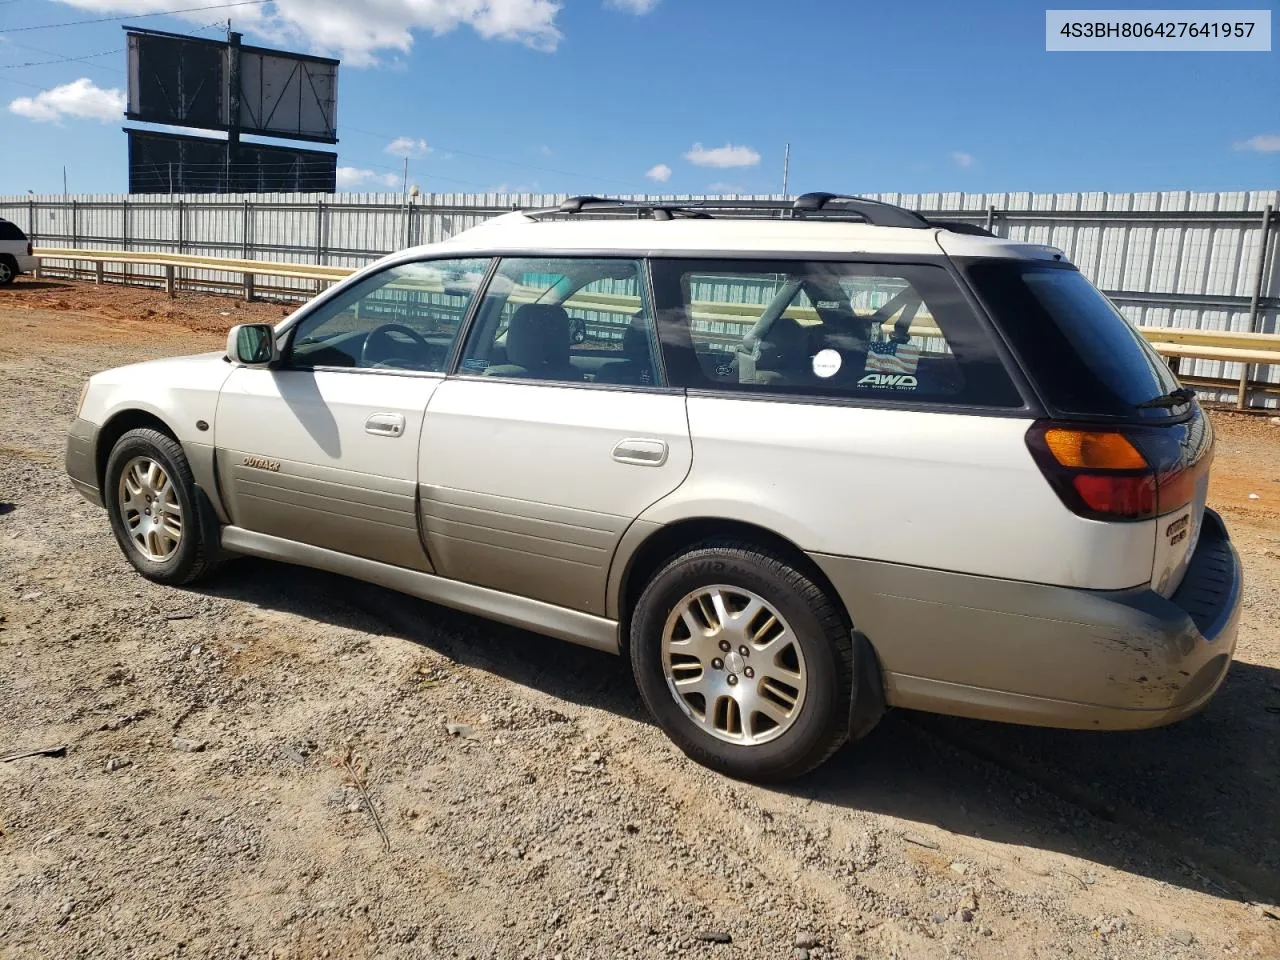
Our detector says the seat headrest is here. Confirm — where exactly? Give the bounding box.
[622,314,651,361]
[762,315,811,365]
[506,304,570,370]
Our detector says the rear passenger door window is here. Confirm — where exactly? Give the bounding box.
[649,259,1022,408]
[458,257,661,387]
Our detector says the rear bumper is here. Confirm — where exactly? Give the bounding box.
[15,254,37,275]
[811,508,1242,730]
[65,417,102,507]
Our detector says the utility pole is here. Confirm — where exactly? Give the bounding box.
[781,143,790,199]
[62,165,67,197]
[402,157,409,195]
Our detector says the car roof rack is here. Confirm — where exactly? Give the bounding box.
[790,192,931,228]
[522,193,975,231]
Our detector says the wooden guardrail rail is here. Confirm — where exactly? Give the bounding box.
[28,248,1280,408]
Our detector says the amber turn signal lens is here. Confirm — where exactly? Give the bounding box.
[1041,429,1148,470]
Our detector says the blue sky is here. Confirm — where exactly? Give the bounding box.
[1,0,1277,195]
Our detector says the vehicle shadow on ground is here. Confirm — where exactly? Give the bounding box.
[196,558,1280,906]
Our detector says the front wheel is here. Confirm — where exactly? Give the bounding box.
[104,428,219,585]
[629,542,855,782]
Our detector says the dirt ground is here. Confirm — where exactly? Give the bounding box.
[1,278,1279,960]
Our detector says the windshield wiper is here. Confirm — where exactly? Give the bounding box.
[1137,386,1196,409]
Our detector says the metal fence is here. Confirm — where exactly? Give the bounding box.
[2,189,1277,405]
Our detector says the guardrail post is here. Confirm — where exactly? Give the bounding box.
[95,261,104,285]
[244,272,254,302]
[33,258,42,280]
[165,264,175,298]
[1238,203,1274,410]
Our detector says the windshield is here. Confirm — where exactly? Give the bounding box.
[966,261,1181,419]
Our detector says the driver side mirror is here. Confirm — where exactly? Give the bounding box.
[226,324,279,367]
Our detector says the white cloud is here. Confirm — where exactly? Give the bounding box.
[951,151,975,168]
[385,136,430,158]
[8,77,124,123]
[536,144,553,157]
[1233,134,1280,153]
[606,0,659,12]
[336,167,402,189]
[52,0,564,65]
[684,142,761,169]
[645,163,672,183]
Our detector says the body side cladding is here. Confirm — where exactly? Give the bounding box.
[220,526,621,654]
[809,511,1240,726]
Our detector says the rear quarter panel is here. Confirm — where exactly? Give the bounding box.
[647,397,1156,590]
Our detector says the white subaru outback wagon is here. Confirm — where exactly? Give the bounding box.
[66,194,1242,782]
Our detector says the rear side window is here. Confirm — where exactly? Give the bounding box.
[0,220,27,242]
[966,261,1179,419]
[649,259,1022,407]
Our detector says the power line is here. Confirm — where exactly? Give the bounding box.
[0,49,121,69]
[3,39,124,77]
[0,0,270,33]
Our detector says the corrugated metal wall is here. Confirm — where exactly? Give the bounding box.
[2,189,1276,403]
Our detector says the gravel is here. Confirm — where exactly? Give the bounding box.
[2,282,1279,958]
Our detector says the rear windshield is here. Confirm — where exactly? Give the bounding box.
[966,261,1180,419]
[0,220,27,242]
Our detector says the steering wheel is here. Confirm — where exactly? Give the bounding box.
[361,323,431,369]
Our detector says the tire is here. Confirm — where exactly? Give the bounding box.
[104,428,219,585]
[0,257,15,286]
[629,541,855,782]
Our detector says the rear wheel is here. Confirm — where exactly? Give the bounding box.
[104,428,219,585]
[0,257,15,285]
[630,542,854,782]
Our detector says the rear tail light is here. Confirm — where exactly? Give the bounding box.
[1026,420,1212,522]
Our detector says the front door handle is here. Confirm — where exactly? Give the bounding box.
[365,412,406,437]
[612,438,668,467]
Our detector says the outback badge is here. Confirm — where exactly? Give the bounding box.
[242,454,281,472]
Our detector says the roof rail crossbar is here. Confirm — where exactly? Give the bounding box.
[791,193,931,229]
[522,194,983,232]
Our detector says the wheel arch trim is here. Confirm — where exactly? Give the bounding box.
[93,408,229,522]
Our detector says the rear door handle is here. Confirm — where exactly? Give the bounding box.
[612,438,668,467]
[365,412,406,437]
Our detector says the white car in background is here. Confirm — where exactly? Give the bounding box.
[64,193,1243,782]
[0,218,37,285]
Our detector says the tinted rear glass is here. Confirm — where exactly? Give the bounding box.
[0,220,27,242]
[966,261,1180,419]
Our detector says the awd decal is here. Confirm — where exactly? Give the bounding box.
[858,373,918,390]
[1166,515,1189,547]
[242,454,281,473]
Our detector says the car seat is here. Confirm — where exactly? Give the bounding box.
[483,304,579,381]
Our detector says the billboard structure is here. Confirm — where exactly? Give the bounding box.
[123,27,339,193]
[126,129,339,194]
